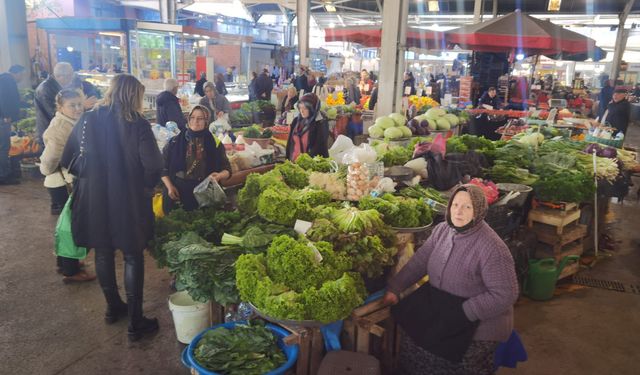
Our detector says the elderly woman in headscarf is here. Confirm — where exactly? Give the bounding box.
[199,81,231,121]
[383,184,519,375]
[161,105,231,213]
[285,93,329,162]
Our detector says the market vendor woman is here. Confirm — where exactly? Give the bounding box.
[383,184,518,375]
[161,105,231,212]
[286,93,329,162]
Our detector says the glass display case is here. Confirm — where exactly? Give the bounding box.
[130,29,175,95]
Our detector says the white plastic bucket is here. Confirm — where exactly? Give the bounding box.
[168,291,211,344]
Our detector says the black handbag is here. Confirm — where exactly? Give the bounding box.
[66,118,87,177]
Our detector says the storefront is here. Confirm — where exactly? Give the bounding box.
[35,18,211,109]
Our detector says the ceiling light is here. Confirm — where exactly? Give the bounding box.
[516,53,525,61]
[328,22,335,28]
[428,1,439,12]
[548,0,561,11]
[66,46,74,52]
[325,3,337,12]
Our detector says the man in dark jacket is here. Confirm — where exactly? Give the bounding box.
[295,67,311,95]
[35,62,74,142]
[601,88,631,135]
[156,78,187,131]
[254,69,273,101]
[477,87,500,109]
[194,72,207,97]
[0,65,26,184]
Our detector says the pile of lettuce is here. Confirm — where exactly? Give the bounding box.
[295,153,334,173]
[236,235,366,323]
[305,206,397,278]
[359,193,433,228]
[236,161,310,216]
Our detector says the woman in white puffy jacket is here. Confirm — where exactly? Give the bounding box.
[40,88,96,282]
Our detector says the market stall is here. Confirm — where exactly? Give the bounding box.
[150,88,640,375]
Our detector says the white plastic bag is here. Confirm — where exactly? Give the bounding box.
[193,178,227,208]
[341,143,378,165]
[209,117,232,136]
[329,135,354,164]
[152,123,179,151]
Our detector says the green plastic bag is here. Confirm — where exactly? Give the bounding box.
[55,196,87,259]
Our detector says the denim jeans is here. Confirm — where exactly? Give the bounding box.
[0,122,11,181]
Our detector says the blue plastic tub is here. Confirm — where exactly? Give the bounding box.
[181,321,299,375]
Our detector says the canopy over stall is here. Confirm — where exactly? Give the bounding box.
[325,26,446,50]
[445,10,603,60]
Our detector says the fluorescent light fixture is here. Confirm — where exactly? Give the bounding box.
[428,1,439,12]
[516,53,525,61]
[203,35,210,39]
[325,4,337,12]
[98,32,122,37]
[66,46,74,52]
[110,46,121,50]
[193,34,201,38]
[548,0,561,11]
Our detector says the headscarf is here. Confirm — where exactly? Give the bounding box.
[445,184,488,233]
[186,105,211,138]
[294,93,320,134]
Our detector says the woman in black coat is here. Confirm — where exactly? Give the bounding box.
[285,93,329,161]
[161,105,231,213]
[61,74,164,341]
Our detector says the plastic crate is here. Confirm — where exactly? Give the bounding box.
[585,134,623,148]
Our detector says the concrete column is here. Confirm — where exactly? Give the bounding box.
[159,0,176,24]
[296,0,310,67]
[473,0,483,23]
[0,0,30,79]
[610,0,636,81]
[394,0,410,112]
[566,61,576,86]
[493,0,498,18]
[378,0,403,114]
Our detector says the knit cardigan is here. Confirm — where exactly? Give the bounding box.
[387,221,519,342]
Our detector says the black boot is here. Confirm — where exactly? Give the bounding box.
[124,250,158,341]
[95,248,127,324]
[105,301,128,325]
[126,296,158,341]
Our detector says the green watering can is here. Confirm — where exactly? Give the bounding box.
[524,256,580,301]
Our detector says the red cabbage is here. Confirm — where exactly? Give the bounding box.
[600,147,617,159]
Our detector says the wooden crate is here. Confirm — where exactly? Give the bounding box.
[343,300,398,375]
[535,241,583,280]
[527,207,581,234]
[530,223,587,254]
[281,325,324,375]
[209,301,226,325]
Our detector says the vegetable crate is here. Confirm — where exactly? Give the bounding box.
[342,299,401,375]
[281,324,324,375]
[532,223,586,280]
[209,301,226,326]
[527,206,581,235]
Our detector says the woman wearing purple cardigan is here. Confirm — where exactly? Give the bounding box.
[384,184,519,375]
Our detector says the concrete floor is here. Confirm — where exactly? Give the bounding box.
[2,131,640,375]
